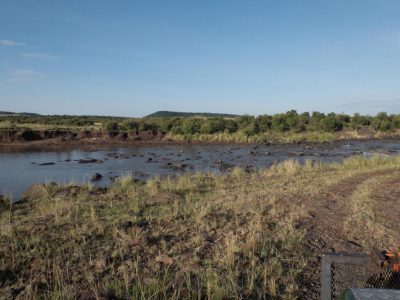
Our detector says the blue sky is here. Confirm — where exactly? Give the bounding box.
[1,0,400,117]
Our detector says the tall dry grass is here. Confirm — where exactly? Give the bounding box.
[1,155,400,299]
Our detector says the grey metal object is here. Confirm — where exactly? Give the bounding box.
[343,288,400,299]
[321,252,370,300]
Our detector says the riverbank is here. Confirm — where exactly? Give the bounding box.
[0,127,399,147]
[1,156,400,299]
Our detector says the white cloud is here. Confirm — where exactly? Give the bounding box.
[6,69,46,82]
[22,53,60,60]
[0,39,26,47]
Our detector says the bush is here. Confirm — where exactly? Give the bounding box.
[122,120,140,131]
[104,121,119,131]
[319,114,343,132]
[225,119,239,133]
[200,118,226,134]
[181,118,202,135]
[271,114,289,132]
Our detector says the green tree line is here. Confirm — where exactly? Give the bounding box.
[2,111,400,135]
[104,111,400,135]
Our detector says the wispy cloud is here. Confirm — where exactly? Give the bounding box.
[22,53,60,60]
[6,69,46,82]
[0,39,26,47]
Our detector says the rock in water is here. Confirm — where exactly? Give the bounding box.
[91,173,103,182]
[78,158,103,164]
[39,162,55,166]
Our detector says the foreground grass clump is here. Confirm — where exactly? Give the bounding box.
[1,156,400,299]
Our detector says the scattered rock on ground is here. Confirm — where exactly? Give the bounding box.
[155,254,173,265]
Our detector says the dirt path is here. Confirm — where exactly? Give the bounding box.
[297,169,400,299]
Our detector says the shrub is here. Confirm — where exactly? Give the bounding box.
[319,114,343,132]
[104,121,120,131]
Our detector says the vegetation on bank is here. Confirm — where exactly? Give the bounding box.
[145,111,239,118]
[102,111,400,135]
[1,155,400,299]
[1,110,400,143]
[0,115,119,130]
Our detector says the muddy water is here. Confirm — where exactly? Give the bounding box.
[1,139,400,201]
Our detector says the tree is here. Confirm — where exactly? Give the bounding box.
[104,121,119,131]
[200,118,226,134]
[371,113,393,132]
[271,114,289,131]
[122,119,140,131]
[319,114,343,132]
[255,115,272,132]
[181,118,202,135]
[224,119,239,133]
[350,113,370,129]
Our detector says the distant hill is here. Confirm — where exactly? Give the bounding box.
[0,111,40,116]
[146,111,239,118]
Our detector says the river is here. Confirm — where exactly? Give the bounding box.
[1,139,399,201]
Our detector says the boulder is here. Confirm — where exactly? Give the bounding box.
[91,173,103,182]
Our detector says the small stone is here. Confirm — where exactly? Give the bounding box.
[129,239,140,247]
[155,254,173,265]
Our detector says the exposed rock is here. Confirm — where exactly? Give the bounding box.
[155,254,173,265]
[91,173,103,182]
[109,176,116,181]
[78,158,103,164]
[288,152,305,157]
[164,162,188,170]
[39,162,55,166]
[128,239,140,247]
[214,160,234,170]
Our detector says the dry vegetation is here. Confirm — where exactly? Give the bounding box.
[1,156,400,299]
